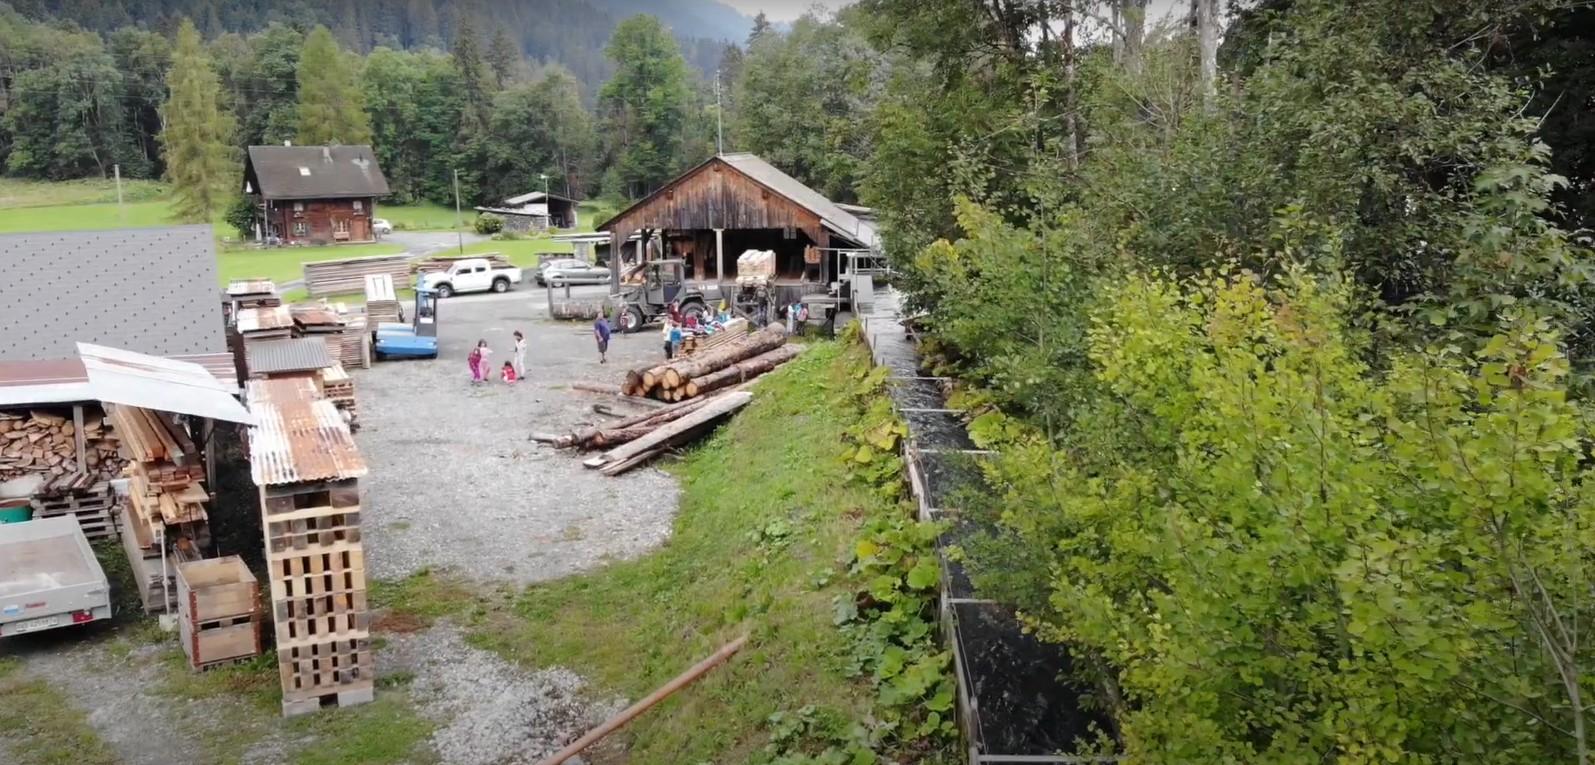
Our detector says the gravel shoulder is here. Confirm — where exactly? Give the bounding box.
[356,289,679,584]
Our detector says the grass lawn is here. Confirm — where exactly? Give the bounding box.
[376,202,459,231]
[0,657,120,765]
[0,178,241,237]
[443,339,928,762]
[216,243,405,286]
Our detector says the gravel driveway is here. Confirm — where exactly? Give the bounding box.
[355,288,680,584]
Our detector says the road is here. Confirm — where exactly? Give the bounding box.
[278,230,491,291]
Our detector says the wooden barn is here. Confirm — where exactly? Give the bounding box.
[243,145,390,245]
[599,153,877,291]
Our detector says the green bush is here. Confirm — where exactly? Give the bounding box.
[473,213,503,235]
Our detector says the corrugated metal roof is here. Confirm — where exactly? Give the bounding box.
[245,145,390,200]
[503,190,577,205]
[245,338,334,376]
[0,353,237,407]
[246,378,366,486]
[290,305,343,327]
[0,226,228,363]
[236,305,293,332]
[77,343,254,424]
[226,279,278,297]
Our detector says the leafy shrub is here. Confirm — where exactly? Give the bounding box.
[473,213,503,235]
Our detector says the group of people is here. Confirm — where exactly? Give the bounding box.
[467,331,527,385]
[466,321,613,386]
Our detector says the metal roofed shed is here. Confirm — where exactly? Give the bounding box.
[245,338,335,378]
[0,226,230,371]
[245,378,366,486]
[77,343,254,425]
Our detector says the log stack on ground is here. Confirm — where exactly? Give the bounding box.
[582,392,753,475]
[622,325,791,402]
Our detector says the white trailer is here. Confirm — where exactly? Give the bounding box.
[0,516,112,637]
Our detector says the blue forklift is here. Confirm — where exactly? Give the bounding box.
[374,283,439,360]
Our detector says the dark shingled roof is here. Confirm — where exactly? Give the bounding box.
[245,145,390,200]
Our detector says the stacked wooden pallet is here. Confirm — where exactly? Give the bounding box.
[31,489,117,541]
[340,313,370,369]
[292,304,369,370]
[363,274,403,326]
[0,407,125,491]
[109,404,213,612]
[247,379,374,716]
[302,254,412,298]
[177,556,263,670]
[226,279,282,308]
[680,318,750,356]
[320,365,358,428]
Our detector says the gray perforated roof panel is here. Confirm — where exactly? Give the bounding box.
[0,225,228,362]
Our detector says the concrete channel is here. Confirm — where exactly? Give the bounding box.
[858,290,1116,764]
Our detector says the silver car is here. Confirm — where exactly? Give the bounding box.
[537,258,611,286]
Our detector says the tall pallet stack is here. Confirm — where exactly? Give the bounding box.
[108,404,211,612]
[246,377,373,717]
[363,274,403,326]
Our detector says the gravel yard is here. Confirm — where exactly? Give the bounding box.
[356,287,681,584]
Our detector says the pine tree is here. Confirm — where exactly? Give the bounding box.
[161,18,234,224]
[452,15,493,132]
[295,26,372,145]
[748,12,772,46]
[486,28,519,88]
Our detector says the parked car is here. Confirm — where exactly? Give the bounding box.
[372,218,393,236]
[419,258,523,298]
[536,258,611,287]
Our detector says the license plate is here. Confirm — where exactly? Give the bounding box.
[11,615,60,634]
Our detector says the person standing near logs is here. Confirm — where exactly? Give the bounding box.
[594,314,611,364]
[512,330,527,379]
[661,318,677,360]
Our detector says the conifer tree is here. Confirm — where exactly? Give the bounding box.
[295,26,371,145]
[161,18,234,224]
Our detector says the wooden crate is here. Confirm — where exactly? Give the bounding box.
[176,556,262,670]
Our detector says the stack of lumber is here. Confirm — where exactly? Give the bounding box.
[292,303,369,370]
[411,252,513,273]
[236,305,295,344]
[302,253,412,298]
[363,273,403,326]
[545,391,754,475]
[226,279,281,309]
[109,404,213,612]
[320,364,358,428]
[0,407,124,492]
[622,326,799,402]
[176,556,263,670]
[680,318,749,356]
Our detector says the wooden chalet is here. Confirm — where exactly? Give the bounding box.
[243,145,390,245]
[598,153,878,294]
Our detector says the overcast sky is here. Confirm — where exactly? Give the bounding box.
[722,0,1188,24]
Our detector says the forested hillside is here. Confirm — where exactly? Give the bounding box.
[4,0,745,92]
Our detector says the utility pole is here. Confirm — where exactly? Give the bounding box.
[540,173,550,230]
[453,169,464,254]
[714,69,724,155]
[114,164,124,225]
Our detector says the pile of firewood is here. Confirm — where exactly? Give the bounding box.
[539,390,756,475]
[622,325,801,402]
[0,408,124,491]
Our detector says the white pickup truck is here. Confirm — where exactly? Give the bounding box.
[419,258,523,298]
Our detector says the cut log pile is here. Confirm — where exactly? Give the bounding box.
[679,318,749,356]
[622,325,798,402]
[540,391,755,475]
[109,404,212,612]
[0,407,125,492]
